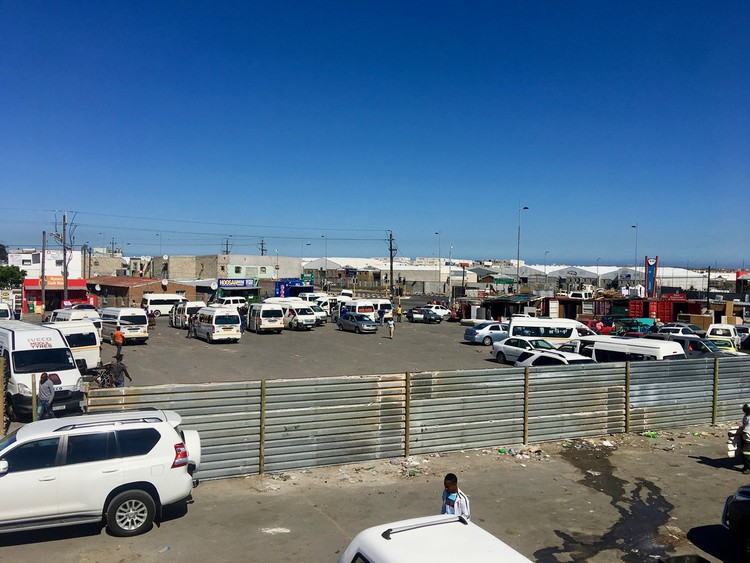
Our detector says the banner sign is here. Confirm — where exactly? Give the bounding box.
[218,278,258,288]
[645,256,659,298]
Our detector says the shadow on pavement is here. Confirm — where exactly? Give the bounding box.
[690,455,743,472]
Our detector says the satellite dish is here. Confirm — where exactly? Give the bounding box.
[94,284,101,292]
[163,255,169,261]
[210,282,218,291]
[161,279,169,288]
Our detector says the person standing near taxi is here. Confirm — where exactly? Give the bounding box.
[37,372,55,419]
[112,325,125,355]
[441,473,470,520]
[110,354,132,388]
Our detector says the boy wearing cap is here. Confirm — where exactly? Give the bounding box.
[110,354,132,388]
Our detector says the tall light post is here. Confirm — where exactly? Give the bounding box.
[544,250,549,289]
[631,223,639,286]
[596,257,601,288]
[447,245,453,300]
[156,233,162,256]
[434,231,441,295]
[300,241,310,260]
[321,235,328,287]
[516,206,529,292]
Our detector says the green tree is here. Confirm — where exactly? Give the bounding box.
[0,266,26,288]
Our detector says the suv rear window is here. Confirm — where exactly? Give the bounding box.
[117,428,161,457]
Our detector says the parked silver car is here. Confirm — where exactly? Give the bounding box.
[463,322,509,346]
[338,313,378,334]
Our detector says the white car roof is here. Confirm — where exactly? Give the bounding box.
[338,515,530,563]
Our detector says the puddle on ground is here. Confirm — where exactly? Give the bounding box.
[535,443,674,562]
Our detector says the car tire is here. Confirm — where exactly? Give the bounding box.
[482,336,493,346]
[153,310,161,317]
[497,352,506,364]
[293,320,299,330]
[338,324,344,331]
[355,326,361,334]
[106,490,156,537]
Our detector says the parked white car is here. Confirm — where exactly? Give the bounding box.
[0,409,200,537]
[514,349,595,367]
[422,304,452,320]
[491,336,556,364]
[338,514,531,563]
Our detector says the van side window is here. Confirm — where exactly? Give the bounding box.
[596,350,628,363]
[64,333,98,347]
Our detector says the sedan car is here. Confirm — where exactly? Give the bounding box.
[338,313,378,334]
[491,337,556,364]
[514,349,595,367]
[661,322,706,337]
[421,304,452,320]
[463,322,510,346]
[405,308,442,324]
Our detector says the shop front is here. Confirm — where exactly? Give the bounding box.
[217,278,261,303]
[22,277,92,314]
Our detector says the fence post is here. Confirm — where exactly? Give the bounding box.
[259,380,266,474]
[404,372,411,458]
[712,357,720,426]
[625,362,630,433]
[32,377,37,422]
[523,366,530,445]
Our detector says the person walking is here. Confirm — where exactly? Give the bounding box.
[37,372,55,419]
[110,354,132,388]
[387,317,395,339]
[735,404,750,474]
[239,306,247,334]
[441,473,471,519]
[396,304,402,322]
[186,314,196,338]
[112,325,125,355]
[378,308,385,326]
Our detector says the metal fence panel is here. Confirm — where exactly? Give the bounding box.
[409,369,526,454]
[629,360,715,431]
[88,382,262,480]
[528,363,626,442]
[717,356,750,423]
[262,375,405,473]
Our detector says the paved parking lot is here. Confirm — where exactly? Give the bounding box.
[110,314,505,386]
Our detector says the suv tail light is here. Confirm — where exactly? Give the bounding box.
[172,442,189,468]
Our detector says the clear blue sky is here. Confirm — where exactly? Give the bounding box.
[1,1,748,268]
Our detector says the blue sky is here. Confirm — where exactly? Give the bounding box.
[1,1,748,268]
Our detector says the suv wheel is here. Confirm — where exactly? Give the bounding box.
[153,310,161,317]
[106,490,156,537]
[483,336,493,346]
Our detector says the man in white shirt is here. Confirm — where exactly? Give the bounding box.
[441,472,470,520]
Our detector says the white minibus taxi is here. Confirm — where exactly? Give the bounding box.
[194,307,242,343]
[44,319,102,372]
[342,299,377,322]
[48,308,100,323]
[248,303,284,334]
[371,299,394,321]
[298,292,328,303]
[0,320,84,419]
[170,301,207,329]
[100,307,149,345]
[508,317,595,344]
[591,338,686,362]
[140,293,188,317]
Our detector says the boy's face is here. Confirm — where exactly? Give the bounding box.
[444,479,457,494]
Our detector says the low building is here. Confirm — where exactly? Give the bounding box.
[86,276,197,309]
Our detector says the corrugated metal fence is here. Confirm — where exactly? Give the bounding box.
[87,356,750,481]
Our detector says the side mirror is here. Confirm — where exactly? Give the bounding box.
[0,460,8,476]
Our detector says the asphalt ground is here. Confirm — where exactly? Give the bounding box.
[106,309,504,386]
[0,423,746,562]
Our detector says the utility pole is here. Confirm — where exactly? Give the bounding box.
[41,231,46,313]
[110,237,115,257]
[388,231,396,298]
[62,212,68,301]
[258,238,267,256]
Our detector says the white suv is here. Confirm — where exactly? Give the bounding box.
[0,409,200,537]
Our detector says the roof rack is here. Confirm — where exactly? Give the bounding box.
[381,516,468,540]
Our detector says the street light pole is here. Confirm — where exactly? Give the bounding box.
[321,235,328,288]
[544,250,549,289]
[631,223,639,286]
[516,206,529,292]
[434,231,441,296]
[596,257,601,288]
